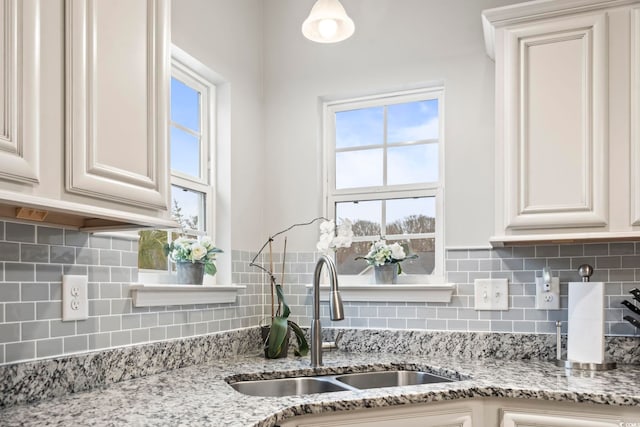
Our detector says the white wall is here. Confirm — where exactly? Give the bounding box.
[172,0,266,253]
[262,0,527,251]
[171,0,530,253]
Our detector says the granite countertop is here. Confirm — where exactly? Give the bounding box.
[1,351,639,427]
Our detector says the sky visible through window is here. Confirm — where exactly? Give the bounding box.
[170,77,204,231]
[335,99,439,226]
[169,85,439,245]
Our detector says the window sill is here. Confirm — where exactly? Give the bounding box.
[304,283,455,303]
[129,284,246,307]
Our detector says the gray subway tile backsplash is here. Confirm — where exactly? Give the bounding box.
[6,341,35,363]
[37,338,62,358]
[99,283,121,299]
[76,317,99,335]
[21,283,50,301]
[21,320,49,341]
[76,248,99,265]
[131,328,149,344]
[37,227,63,245]
[21,244,49,263]
[100,316,122,332]
[5,263,35,282]
[99,250,120,266]
[50,320,76,337]
[0,324,20,343]
[0,283,20,302]
[89,235,111,249]
[5,303,35,322]
[88,332,110,350]
[610,243,635,255]
[111,330,131,347]
[36,301,61,320]
[1,217,640,365]
[64,335,88,353]
[64,230,88,247]
[50,246,75,264]
[36,264,63,282]
[535,245,559,258]
[6,223,35,243]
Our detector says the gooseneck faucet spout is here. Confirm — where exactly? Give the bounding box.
[311,255,344,367]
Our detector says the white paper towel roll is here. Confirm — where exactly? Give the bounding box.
[567,281,604,364]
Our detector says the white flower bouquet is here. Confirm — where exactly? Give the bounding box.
[316,219,354,254]
[356,240,417,274]
[164,236,223,276]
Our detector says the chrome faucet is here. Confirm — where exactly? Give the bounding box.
[311,255,344,367]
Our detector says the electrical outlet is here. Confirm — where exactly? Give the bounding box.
[62,275,88,321]
[474,278,509,310]
[535,276,560,310]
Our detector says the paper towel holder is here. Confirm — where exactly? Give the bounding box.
[554,264,617,371]
[577,264,593,281]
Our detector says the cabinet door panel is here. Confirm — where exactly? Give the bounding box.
[280,408,474,427]
[631,7,640,225]
[0,0,39,184]
[501,408,620,427]
[65,0,169,210]
[502,13,608,230]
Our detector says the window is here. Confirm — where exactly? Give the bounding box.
[138,53,216,272]
[324,88,444,277]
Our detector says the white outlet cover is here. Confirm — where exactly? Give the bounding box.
[62,275,88,321]
[535,276,561,310]
[474,278,509,311]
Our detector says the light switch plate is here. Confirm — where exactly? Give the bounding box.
[474,278,509,311]
[62,275,88,321]
[535,276,560,310]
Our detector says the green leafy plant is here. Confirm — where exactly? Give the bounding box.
[250,217,353,359]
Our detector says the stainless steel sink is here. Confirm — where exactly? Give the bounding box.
[335,370,453,390]
[228,377,352,397]
[228,369,458,397]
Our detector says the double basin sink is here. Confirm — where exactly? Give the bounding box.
[229,370,456,397]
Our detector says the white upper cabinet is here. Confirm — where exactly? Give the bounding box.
[65,0,170,210]
[484,0,640,245]
[0,0,40,185]
[0,0,174,230]
[631,5,640,225]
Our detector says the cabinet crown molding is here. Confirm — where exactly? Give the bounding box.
[482,0,640,59]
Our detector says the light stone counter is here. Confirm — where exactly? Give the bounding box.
[1,351,639,427]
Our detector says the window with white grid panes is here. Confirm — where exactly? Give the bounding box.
[138,55,215,272]
[324,88,444,277]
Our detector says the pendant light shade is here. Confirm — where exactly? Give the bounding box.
[302,0,355,43]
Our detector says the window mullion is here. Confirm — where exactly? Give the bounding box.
[170,121,201,139]
[381,106,388,237]
[383,105,388,188]
[335,144,385,153]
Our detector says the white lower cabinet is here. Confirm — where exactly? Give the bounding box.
[278,401,479,427]
[495,398,639,427]
[278,399,640,427]
[501,408,621,427]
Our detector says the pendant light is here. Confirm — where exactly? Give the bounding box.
[302,0,355,43]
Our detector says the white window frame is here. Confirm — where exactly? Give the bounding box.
[322,87,445,278]
[138,47,217,279]
[169,57,216,238]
